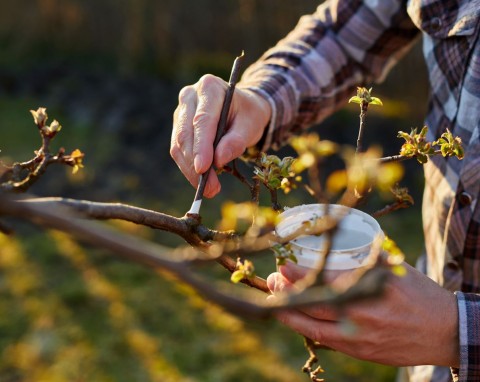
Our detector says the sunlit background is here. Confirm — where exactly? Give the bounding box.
[0,1,429,381]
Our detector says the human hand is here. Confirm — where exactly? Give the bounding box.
[267,262,460,368]
[170,74,271,198]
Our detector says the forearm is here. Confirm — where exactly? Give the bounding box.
[240,0,419,150]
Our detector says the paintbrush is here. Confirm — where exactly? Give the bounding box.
[187,51,245,215]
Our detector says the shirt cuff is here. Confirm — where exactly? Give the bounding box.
[453,291,480,381]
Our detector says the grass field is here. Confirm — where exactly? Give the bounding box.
[0,86,425,382]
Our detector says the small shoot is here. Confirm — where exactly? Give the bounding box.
[397,126,464,164]
[398,126,435,164]
[434,129,464,160]
[253,153,296,190]
[230,258,256,284]
[349,87,383,154]
[348,87,383,107]
[271,243,297,266]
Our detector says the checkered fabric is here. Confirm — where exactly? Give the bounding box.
[240,1,480,381]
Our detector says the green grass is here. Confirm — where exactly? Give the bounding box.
[0,96,91,161]
[0,95,422,382]
[0,229,399,382]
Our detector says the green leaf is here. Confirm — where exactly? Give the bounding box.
[440,144,449,157]
[230,270,245,284]
[416,153,428,164]
[276,257,286,266]
[420,126,428,137]
[269,155,281,166]
[455,146,464,160]
[348,96,362,104]
[369,97,383,106]
[397,131,411,142]
[267,177,281,189]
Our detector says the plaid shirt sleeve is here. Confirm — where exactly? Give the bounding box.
[240,0,419,151]
[240,0,480,381]
[453,292,480,381]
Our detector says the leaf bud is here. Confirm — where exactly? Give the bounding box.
[30,107,48,127]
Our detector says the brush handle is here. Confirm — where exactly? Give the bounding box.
[188,52,245,215]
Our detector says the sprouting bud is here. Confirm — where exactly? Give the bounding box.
[70,149,85,174]
[30,107,48,127]
[348,87,383,106]
[43,119,62,137]
[230,258,256,283]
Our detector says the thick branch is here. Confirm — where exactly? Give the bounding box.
[0,194,273,318]
[0,194,389,317]
[18,197,235,245]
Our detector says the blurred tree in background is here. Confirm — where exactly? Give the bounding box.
[0,1,429,381]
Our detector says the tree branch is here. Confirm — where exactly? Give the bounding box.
[18,197,235,245]
[0,193,389,318]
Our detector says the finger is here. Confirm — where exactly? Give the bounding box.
[279,262,309,282]
[275,309,342,346]
[279,262,357,289]
[171,86,197,185]
[266,272,296,293]
[214,90,269,168]
[171,138,221,196]
[214,129,249,168]
[192,75,227,174]
[268,272,338,321]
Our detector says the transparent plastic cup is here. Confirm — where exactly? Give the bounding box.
[275,204,384,270]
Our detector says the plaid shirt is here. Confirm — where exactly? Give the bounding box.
[241,1,480,381]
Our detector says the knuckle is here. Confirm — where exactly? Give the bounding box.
[178,85,195,103]
[175,127,190,146]
[198,74,227,95]
[192,110,212,130]
[198,74,221,88]
[169,144,181,160]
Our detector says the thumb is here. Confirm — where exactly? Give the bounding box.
[266,272,295,294]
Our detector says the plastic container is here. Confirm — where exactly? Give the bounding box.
[275,204,383,270]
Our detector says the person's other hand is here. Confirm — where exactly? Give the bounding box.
[267,262,460,368]
[170,75,271,198]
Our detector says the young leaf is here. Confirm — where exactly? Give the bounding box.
[230,270,245,284]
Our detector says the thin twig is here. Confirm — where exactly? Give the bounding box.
[378,155,408,164]
[302,337,325,382]
[355,101,369,154]
[372,201,411,218]
[221,160,257,199]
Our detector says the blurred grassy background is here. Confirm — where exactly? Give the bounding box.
[0,1,429,381]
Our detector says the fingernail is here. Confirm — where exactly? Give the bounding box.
[266,272,279,292]
[194,155,203,173]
